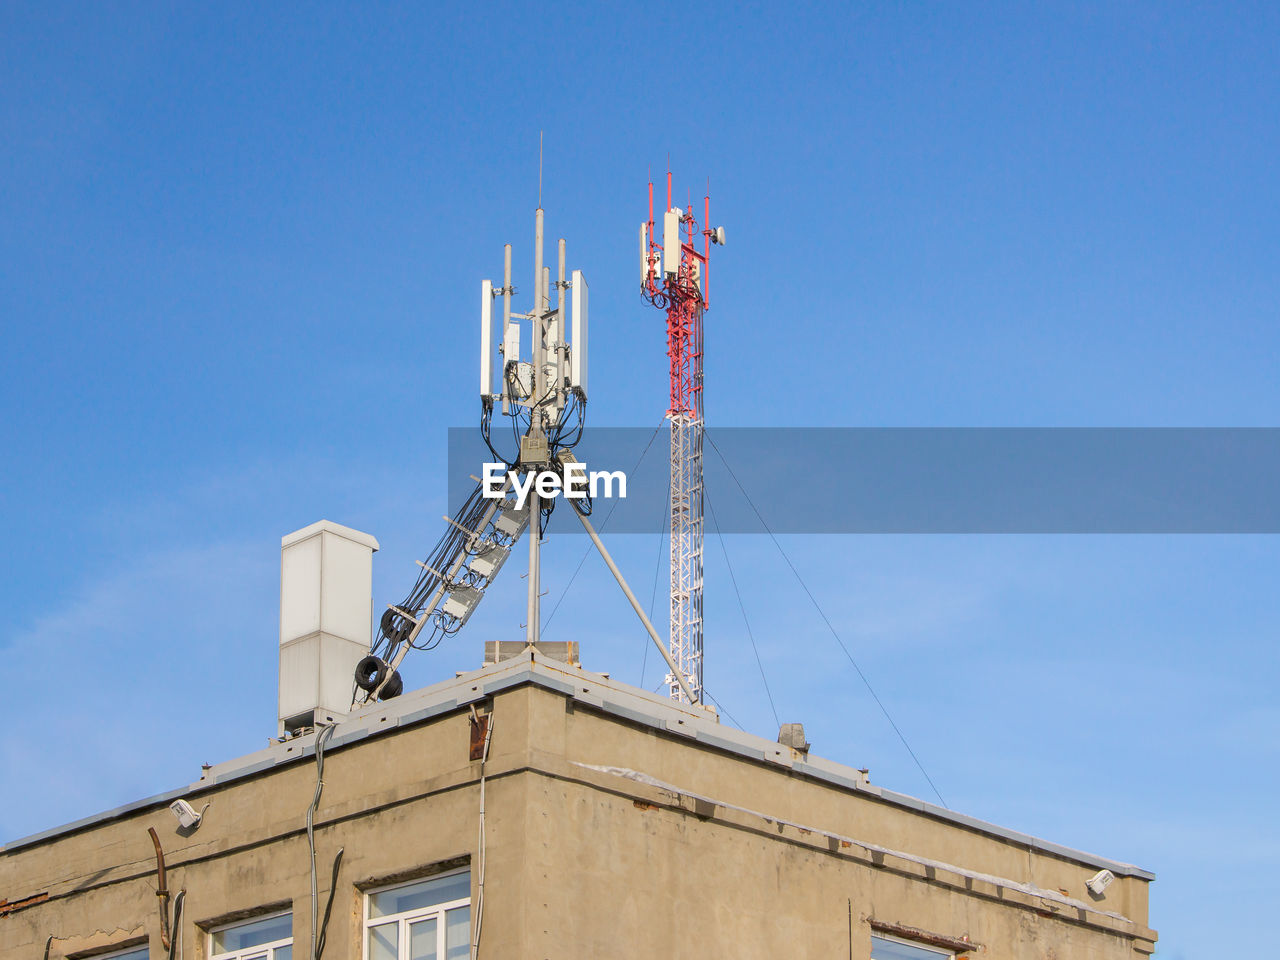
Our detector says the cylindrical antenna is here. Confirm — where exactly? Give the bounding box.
[533,206,545,412]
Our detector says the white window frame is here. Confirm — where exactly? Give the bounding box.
[871,932,955,960]
[363,868,471,960]
[209,908,293,960]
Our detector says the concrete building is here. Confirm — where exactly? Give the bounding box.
[0,525,1157,959]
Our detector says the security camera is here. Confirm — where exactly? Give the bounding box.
[1086,868,1115,897]
[169,799,204,830]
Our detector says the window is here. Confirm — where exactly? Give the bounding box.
[871,934,953,960]
[211,911,293,960]
[365,869,470,960]
[99,948,149,960]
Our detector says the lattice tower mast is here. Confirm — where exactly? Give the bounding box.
[642,172,725,703]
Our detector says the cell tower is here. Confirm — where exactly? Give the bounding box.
[350,202,589,703]
[352,185,703,710]
[642,173,726,702]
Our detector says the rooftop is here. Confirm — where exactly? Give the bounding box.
[1,649,1154,886]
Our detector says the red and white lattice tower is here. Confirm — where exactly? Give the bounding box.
[642,173,724,703]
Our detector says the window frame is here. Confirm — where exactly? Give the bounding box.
[96,946,150,960]
[208,908,294,960]
[362,867,471,960]
[871,932,955,960]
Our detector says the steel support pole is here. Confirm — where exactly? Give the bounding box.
[571,504,699,705]
[527,207,545,647]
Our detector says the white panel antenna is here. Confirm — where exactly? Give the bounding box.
[480,279,493,397]
[663,208,681,275]
[571,269,588,399]
[640,222,649,283]
[502,321,520,396]
[544,294,561,396]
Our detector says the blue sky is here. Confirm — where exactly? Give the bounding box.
[2,4,1277,957]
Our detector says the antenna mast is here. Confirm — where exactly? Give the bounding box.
[353,160,706,709]
[642,170,725,702]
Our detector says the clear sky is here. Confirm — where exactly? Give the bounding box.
[2,4,1277,957]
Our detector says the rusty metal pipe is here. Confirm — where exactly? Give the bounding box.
[147,827,172,950]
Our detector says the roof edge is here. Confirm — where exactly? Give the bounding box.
[1,652,1155,881]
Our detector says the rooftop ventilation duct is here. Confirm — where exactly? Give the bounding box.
[278,520,379,736]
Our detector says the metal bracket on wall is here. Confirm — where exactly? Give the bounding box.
[469,711,491,761]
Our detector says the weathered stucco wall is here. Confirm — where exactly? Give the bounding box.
[514,684,1154,959]
[0,674,1155,959]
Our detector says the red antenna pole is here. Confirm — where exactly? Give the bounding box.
[704,191,711,307]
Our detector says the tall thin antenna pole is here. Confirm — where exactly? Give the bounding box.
[527,203,545,647]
